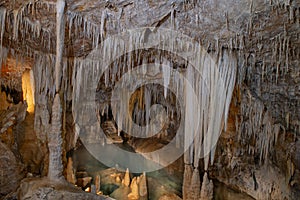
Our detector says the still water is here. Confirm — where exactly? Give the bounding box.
[72,144,254,200]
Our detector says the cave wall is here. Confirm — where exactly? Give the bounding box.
[0,0,299,199]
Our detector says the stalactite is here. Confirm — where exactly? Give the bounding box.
[72,29,237,175]
[48,94,64,180]
[0,7,6,74]
[4,1,56,53]
[67,10,101,49]
[100,9,107,41]
[33,54,56,142]
[285,37,289,73]
[55,0,66,92]
[0,47,8,79]
[162,59,171,98]
[13,9,20,40]
[239,87,280,165]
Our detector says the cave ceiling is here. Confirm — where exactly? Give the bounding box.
[0,0,298,56]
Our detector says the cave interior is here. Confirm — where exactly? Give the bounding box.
[0,0,299,200]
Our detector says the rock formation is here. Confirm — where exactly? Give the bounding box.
[128,177,139,200]
[123,168,131,187]
[138,172,148,197]
[66,157,76,184]
[48,94,64,180]
[0,141,25,198]
[18,178,112,200]
[182,164,193,200]
[95,175,101,194]
[190,168,201,199]
[200,172,214,200]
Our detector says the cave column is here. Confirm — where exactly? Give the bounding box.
[47,0,65,181]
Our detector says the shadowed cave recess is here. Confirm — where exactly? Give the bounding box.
[0,0,300,200]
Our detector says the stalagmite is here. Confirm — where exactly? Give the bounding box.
[116,176,121,183]
[190,168,201,199]
[200,172,213,200]
[138,172,148,197]
[124,168,131,187]
[55,0,66,92]
[48,94,64,180]
[66,157,76,184]
[95,175,101,194]
[182,164,193,200]
[128,177,139,200]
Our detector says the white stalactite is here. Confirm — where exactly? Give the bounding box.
[0,7,6,69]
[72,29,237,176]
[100,9,107,41]
[0,8,6,76]
[55,0,66,92]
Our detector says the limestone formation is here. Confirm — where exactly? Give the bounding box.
[124,168,130,187]
[95,175,101,194]
[190,168,201,199]
[48,94,64,180]
[138,172,148,197]
[182,164,193,200]
[66,157,76,184]
[55,0,66,92]
[116,176,121,183]
[200,172,214,200]
[128,177,139,200]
